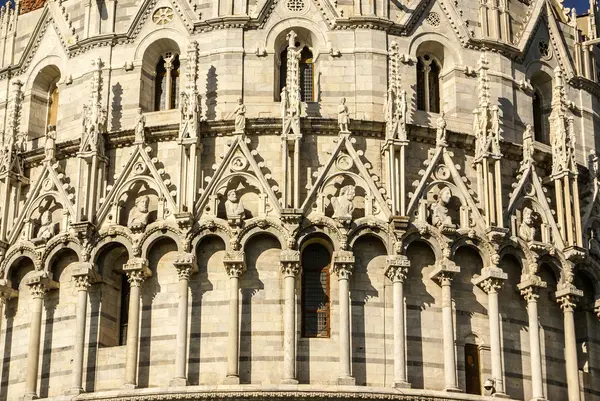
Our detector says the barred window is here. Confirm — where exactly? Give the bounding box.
[302,243,330,338]
[154,53,180,111]
[416,54,441,113]
[279,45,315,102]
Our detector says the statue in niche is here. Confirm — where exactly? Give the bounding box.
[518,207,538,242]
[489,105,501,154]
[44,125,56,162]
[436,111,447,146]
[134,108,146,144]
[430,187,454,228]
[36,209,54,241]
[332,185,355,219]
[589,227,600,258]
[520,124,534,171]
[225,190,245,223]
[128,195,150,229]
[233,97,246,134]
[338,98,350,133]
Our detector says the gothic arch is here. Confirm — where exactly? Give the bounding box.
[139,223,184,259]
[134,29,187,62]
[407,33,462,72]
[450,236,492,268]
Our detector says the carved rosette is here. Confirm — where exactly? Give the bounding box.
[123,257,151,288]
[224,250,246,278]
[332,250,354,280]
[385,255,410,283]
[174,252,198,281]
[280,249,300,277]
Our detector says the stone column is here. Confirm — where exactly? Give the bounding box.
[123,258,151,389]
[170,252,198,387]
[430,260,461,392]
[385,254,411,389]
[23,273,58,400]
[223,250,246,384]
[280,249,300,384]
[332,250,355,385]
[0,280,17,362]
[70,263,100,395]
[556,287,583,401]
[518,277,547,401]
[165,56,174,109]
[474,267,507,396]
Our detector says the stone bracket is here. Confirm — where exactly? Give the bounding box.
[123,257,152,278]
[174,252,199,275]
[429,259,460,282]
[25,271,59,291]
[71,262,101,284]
[473,267,507,288]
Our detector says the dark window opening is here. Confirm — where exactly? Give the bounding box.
[465,343,482,395]
[119,273,131,346]
[302,243,330,338]
[533,91,545,143]
[416,54,441,113]
[279,45,315,102]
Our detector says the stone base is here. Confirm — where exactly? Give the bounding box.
[530,398,548,401]
[21,394,38,401]
[492,392,510,398]
[122,383,137,390]
[169,377,188,387]
[337,376,356,386]
[393,380,411,389]
[445,387,463,393]
[223,375,240,385]
[68,387,84,395]
[280,379,299,385]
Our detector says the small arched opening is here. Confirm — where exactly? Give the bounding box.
[29,65,61,138]
[301,242,331,338]
[530,71,553,144]
[140,38,181,112]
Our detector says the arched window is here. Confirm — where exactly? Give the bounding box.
[532,90,545,143]
[416,54,441,113]
[530,71,553,144]
[154,53,180,111]
[279,45,315,102]
[119,273,131,345]
[301,243,330,338]
[29,65,61,138]
[464,343,482,394]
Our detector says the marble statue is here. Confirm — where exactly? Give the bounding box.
[44,125,56,162]
[234,97,246,134]
[225,190,245,221]
[431,187,454,228]
[338,98,350,133]
[436,111,447,146]
[36,209,54,241]
[134,108,146,144]
[128,195,150,229]
[332,185,355,219]
[521,124,534,171]
[518,207,537,242]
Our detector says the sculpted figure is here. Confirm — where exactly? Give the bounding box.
[233,97,246,134]
[134,108,146,144]
[518,207,537,242]
[332,185,355,219]
[490,105,501,154]
[338,98,350,133]
[521,124,534,170]
[128,195,150,229]
[37,209,54,241]
[44,125,57,162]
[589,227,600,257]
[225,190,245,221]
[431,187,454,228]
[436,111,447,146]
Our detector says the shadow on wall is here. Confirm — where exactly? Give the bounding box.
[206,66,218,120]
[405,241,436,389]
[351,236,383,386]
[111,82,123,131]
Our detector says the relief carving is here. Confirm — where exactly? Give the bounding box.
[332,185,355,220]
[128,195,150,230]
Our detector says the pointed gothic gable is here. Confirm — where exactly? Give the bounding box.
[505,163,564,249]
[399,0,470,45]
[126,0,195,39]
[301,135,391,221]
[406,145,485,233]
[195,136,282,221]
[96,144,178,228]
[8,162,75,244]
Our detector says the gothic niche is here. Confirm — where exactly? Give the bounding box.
[117,184,159,231]
[421,184,464,231]
[216,178,260,225]
[30,200,63,242]
[587,220,600,259]
[512,200,547,244]
[322,177,366,222]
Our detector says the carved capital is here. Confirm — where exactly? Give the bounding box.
[518,274,546,302]
[280,250,300,277]
[71,262,100,292]
[123,257,151,287]
[332,250,354,280]
[385,255,410,283]
[174,252,198,280]
[556,285,583,312]
[0,280,17,304]
[520,286,539,302]
[25,272,58,298]
[429,259,459,286]
[224,251,246,278]
[557,294,578,312]
[594,299,600,319]
[473,267,507,294]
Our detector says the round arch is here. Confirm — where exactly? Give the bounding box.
[91,231,134,263]
[140,225,183,259]
[238,219,288,251]
[407,32,463,71]
[134,29,187,62]
[42,239,83,273]
[263,18,329,58]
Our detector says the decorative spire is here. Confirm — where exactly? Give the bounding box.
[385,42,408,141]
[550,67,576,175]
[473,52,501,160]
[80,58,107,153]
[179,41,202,140]
[282,30,301,137]
[0,80,24,174]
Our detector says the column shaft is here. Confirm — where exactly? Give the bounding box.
[338,276,351,379]
[71,286,89,393]
[124,283,141,387]
[488,288,504,394]
[24,293,44,398]
[393,279,408,386]
[227,275,240,378]
[173,275,190,384]
[527,296,545,399]
[441,279,458,391]
[283,274,296,382]
[563,306,581,401]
